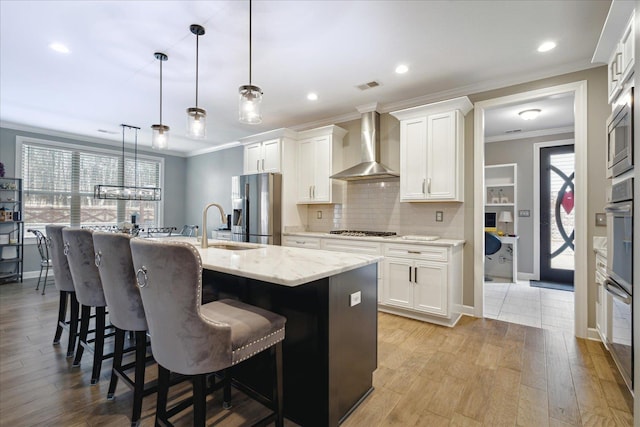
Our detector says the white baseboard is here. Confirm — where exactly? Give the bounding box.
[518,272,535,281]
[587,327,603,342]
[461,305,476,317]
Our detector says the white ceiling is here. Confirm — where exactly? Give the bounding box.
[0,1,610,156]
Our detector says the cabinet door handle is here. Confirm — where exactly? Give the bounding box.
[409,266,412,283]
[309,186,312,199]
[427,178,431,194]
[257,160,260,171]
[313,186,315,199]
[262,159,265,170]
[422,179,426,194]
[414,267,417,283]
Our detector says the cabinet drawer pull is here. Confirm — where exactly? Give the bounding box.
[408,250,421,254]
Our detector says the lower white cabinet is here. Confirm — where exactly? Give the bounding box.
[282,235,321,249]
[383,258,448,317]
[380,242,462,326]
[595,252,608,344]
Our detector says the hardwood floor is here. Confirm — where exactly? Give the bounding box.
[0,280,633,426]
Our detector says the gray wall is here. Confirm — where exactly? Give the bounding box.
[0,126,187,274]
[485,132,574,275]
[184,146,244,238]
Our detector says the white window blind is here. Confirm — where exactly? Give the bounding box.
[19,140,161,230]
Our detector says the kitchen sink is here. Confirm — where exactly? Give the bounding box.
[209,243,259,251]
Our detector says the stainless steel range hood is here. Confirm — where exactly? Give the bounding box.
[330,109,399,181]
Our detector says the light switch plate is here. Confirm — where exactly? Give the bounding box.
[316,211,322,219]
[595,213,606,227]
[435,211,443,222]
[519,210,531,217]
[350,291,361,307]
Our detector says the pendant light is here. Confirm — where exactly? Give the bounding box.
[94,124,162,201]
[238,0,262,124]
[187,24,206,139]
[151,52,169,149]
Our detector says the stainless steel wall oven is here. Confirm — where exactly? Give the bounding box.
[604,177,633,391]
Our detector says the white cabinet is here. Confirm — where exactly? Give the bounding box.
[282,235,321,249]
[380,243,462,325]
[244,139,281,174]
[390,97,472,202]
[485,163,518,236]
[296,125,347,204]
[595,251,609,344]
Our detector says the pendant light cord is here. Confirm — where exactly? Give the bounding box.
[159,59,163,125]
[249,0,252,86]
[134,127,138,188]
[195,32,199,108]
[121,125,126,187]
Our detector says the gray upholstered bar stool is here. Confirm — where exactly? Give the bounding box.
[46,224,80,357]
[93,231,153,427]
[130,239,286,427]
[62,227,111,384]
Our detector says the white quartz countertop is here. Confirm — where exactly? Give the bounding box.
[284,231,465,247]
[148,237,382,287]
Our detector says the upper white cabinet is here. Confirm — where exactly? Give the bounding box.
[240,129,297,175]
[390,97,473,202]
[244,139,281,174]
[592,3,635,104]
[296,125,347,204]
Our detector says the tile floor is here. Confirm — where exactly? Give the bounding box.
[484,279,575,333]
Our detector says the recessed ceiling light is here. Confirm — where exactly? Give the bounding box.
[395,64,409,74]
[49,42,70,54]
[519,109,541,120]
[307,92,318,101]
[537,41,556,53]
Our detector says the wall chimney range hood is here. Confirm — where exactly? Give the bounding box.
[330,106,399,181]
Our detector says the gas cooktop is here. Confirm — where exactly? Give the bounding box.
[329,230,397,237]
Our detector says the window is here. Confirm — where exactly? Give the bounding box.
[17,137,163,232]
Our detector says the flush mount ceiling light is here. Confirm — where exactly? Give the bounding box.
[94,124,162,201]
[307,92,318,101]
[518,109,541,120]
[49,42,70,54]
[537,41,556,52]
[238,0,263,124]
[186,24,206,139]
[395,64,409,74]
[151,52,169,150]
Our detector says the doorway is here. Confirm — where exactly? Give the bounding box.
[539,144,575,286]
[473,81,588,338]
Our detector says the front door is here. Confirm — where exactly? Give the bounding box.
[540,144,575,284]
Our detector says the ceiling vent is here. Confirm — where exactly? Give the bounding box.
[356,81,381,91]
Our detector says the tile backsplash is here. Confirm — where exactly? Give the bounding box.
[306,179,464,238]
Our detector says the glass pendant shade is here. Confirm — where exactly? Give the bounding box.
[187,107,206,139]
[151,124,170,150]
[239,84,263,124]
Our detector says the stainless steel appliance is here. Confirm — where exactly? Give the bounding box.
[607,87,633,177]
[604,176,633,391]
[231,173,282,245]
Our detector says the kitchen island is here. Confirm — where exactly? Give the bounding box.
[159,237,382,427]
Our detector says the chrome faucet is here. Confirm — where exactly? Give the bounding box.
[201,203,227,248]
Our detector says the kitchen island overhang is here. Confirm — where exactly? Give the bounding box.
[152,237,381,427]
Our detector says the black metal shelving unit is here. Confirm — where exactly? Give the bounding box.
[0,177,23,283]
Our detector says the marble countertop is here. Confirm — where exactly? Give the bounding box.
[147,236,382,287]
[284,231,465,247]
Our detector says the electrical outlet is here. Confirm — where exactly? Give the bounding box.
[350,291,361,307]
[435,211,443,222]
[316,211,322,219]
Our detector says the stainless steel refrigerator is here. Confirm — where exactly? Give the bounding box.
[231,173,282,245]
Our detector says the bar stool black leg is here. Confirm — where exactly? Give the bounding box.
[155,365,170,426]
[274,342,284,427]
[91,306,106,384]
[73,305,91,367]
[107,328,125,399]
[192,374,207,426]
[67,293,80,357]
[53,291,68,344]
[131,330,148,426]
[222,369,231,409]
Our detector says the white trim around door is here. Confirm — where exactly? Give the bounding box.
[473,80,589,338]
